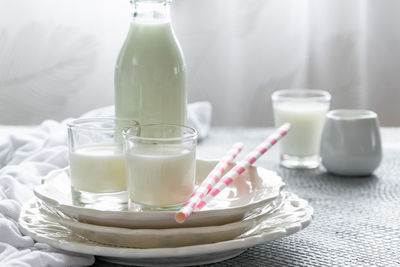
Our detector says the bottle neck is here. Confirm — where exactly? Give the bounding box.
[131,0,171,24]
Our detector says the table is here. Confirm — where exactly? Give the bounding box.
[94,127,400,267]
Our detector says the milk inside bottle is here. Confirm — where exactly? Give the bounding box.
[115,0,186,125]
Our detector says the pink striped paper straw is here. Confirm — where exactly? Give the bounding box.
[196,122,291,211]
[175,142,244,224]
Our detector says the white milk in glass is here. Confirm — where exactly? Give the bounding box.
[70,144,126,193]
[273,102,329,157]
[126,145,195,207]
[115,9,186,125]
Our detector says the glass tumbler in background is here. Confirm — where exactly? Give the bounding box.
[123,124,197,210]
[272,89,331,169]
[67,118,138,208]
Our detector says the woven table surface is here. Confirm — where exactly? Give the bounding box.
[94,127,400,267]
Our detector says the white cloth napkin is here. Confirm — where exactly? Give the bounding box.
[0,102,211,267]
[0,122,95,267]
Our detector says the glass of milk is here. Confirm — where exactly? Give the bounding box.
[67,118,138,207]
[272,89,331,169]
[123,124,197,210]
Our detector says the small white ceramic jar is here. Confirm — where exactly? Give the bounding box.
[320,109,382,176]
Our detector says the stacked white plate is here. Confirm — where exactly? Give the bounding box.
[19,160,313,266]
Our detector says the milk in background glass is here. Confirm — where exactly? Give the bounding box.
[274,102,329,156]
[272,89,331,169]
[126,145,195,207]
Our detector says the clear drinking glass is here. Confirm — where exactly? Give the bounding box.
[123,124,197,210]
[272,89,331,169]
[67,118,138,208]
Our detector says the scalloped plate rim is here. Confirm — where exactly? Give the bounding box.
[18,192,313,260]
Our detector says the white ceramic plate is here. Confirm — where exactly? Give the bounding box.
[34,160,285,228]
[19,192,312,266]
[38,193,285,248]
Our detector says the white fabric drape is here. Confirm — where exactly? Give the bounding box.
[0,104,211,266]
[0,0,399,126]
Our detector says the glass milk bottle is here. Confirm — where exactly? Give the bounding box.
[115,0,186,125]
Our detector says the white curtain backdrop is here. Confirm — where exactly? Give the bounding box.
[0,0,399,126]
